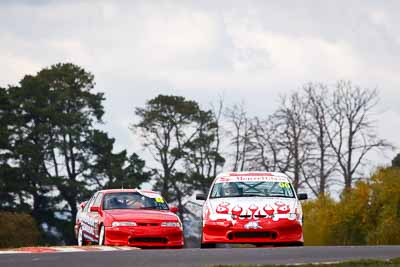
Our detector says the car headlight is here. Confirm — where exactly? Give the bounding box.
[112,221,137,227]
[161,222,181,227]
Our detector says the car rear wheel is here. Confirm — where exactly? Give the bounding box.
[77,227,85,246]
[98,225,105,246]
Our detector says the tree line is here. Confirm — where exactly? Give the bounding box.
[0,63,395,245]
[223,82,391,195]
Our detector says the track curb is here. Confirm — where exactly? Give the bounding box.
[0,246,140,254]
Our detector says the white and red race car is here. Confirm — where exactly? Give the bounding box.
[75,189,184,248]
[196,172,307,248]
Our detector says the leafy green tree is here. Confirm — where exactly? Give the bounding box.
[0,87,23,210]
[84,130,150,189]
[10,63,105,243]
[184,108,225,195]
[133,95,220,220]
[0,63,150,244]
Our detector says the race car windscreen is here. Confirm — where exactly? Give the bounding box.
[102,192,169,210]
[210,181,295,198]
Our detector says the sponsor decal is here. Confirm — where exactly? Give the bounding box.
[80,214,98,237]
[215,176,289,183]
[278,182,290,188]
[244,221,261,229]
[275,201,290,214]
[216,202,230,214]
[263,204,275,216]
[231,205,243,217]
[81,223,96,237]
[155,197,164,203]
[137,190,165,203]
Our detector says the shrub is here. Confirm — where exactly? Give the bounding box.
[302,195,337,245]
[367,167,400,244]
[0,212,40,248]
[329,182,370,245]
[303,167,400,246]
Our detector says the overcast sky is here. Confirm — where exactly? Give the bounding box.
[1,0,399,172]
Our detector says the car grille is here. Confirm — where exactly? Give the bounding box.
[137,223,159,226]
[231,231,278,240]
[130,237,168,243]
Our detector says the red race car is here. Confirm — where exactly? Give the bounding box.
[196,172,308,248]
[74,189,184,248]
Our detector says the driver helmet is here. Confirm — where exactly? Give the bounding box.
[222,182,240,196]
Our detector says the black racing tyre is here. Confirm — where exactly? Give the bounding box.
[201,242,217,249]
[200,233,216,249]
[274,241,304,247]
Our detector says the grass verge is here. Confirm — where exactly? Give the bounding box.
[212,258,400,267]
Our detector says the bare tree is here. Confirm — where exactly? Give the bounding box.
[272,92,312,192]
[246,117,290,173]
[302,83,337,196]
[225,103,252,172]
[210,98,225,178]
[325,81,391,191]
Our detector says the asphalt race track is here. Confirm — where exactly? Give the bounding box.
[1,246,400,267]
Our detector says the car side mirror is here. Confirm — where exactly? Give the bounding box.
[169,206,179,213]
[80,201,87,209]
[196,194,206,201]
[90,206,100,212]
[297,193,308,200]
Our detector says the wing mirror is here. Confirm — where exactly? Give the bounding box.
[80,201,87,209]
[297,193,308,200]
[90,206,100,212]
[196,194,206,201]
[169,206,179,213]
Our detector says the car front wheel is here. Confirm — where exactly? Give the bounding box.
[77,227,84,246]
[98,225,105,246]
[201,242,216,248]
[200,233,216,249]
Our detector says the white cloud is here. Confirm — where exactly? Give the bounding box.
[0,0,399,164]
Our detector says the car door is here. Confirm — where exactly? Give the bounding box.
[88,192,103,242]
[80,193,98,241]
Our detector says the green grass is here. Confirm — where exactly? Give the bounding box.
[212,258,400,267]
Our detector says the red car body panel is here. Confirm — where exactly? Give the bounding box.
[201,172,305,246]
[75,189,184,248]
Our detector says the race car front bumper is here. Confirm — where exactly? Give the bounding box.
[202,218,303,245]
[104,225,184,248]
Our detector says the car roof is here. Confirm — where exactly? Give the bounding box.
[97,188,160,195]
[217,171,289,177]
